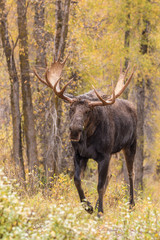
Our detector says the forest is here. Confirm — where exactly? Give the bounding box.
[0,0,160,239]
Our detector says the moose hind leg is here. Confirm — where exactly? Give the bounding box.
[123,141,136,208]
[74,156,93,214]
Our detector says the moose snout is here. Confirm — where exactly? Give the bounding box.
[69,120,84,142]
[69,124,83,132]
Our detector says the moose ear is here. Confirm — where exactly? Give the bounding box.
[86,123,97,138]
[86,118,100,138]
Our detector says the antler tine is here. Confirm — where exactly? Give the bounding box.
[52,77,74,102]
[89,81,116,107]
[53,54,56,63]
[115,66,135,98]
[33,68,49,87]
[118,62,130,81]
[123,64,130,79]
[57,50,61,62]
[62,53,69,65]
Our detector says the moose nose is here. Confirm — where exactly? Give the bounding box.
[69,124,83,133]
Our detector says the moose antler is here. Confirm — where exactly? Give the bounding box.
[34,54,75,103]
[88,65,135,107]
[34,56,134,107]
[114,64,135,98]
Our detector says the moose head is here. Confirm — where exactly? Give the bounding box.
[34,55,134,142]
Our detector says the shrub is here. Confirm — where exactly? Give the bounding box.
[0,169,32,239]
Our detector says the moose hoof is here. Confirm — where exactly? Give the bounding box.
[82,200,93,214]
[129,201,135,211]
[97,212,103,218]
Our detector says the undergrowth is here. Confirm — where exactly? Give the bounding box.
[1,168,160,240]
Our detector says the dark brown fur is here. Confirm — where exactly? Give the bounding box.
[69,90,137,215]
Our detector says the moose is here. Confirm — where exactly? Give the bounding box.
[34,55,137,216]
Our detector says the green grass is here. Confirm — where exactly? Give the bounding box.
[1,168,160,240]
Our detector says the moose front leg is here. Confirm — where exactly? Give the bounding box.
[95,155,111,217]
[74,155,93,214]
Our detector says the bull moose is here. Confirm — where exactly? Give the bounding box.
[34,55,137,216]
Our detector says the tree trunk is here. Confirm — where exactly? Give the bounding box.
[134,21,149,191]
[135,79,145,191]
[54,0,63,57]
[156,159,160,175]
[122,0,131,185]
[34,0,46,67]
[34,0,49,173]
[0,0,25,183]
[54,0,71,170]
[124,0,130,70]
[17,0,38,177]
[44,0,71,183]
[57,0,71,58]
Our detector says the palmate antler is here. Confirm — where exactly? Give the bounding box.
[34,56,135,107]
[34,54,75,103]
[89,64,135,107]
